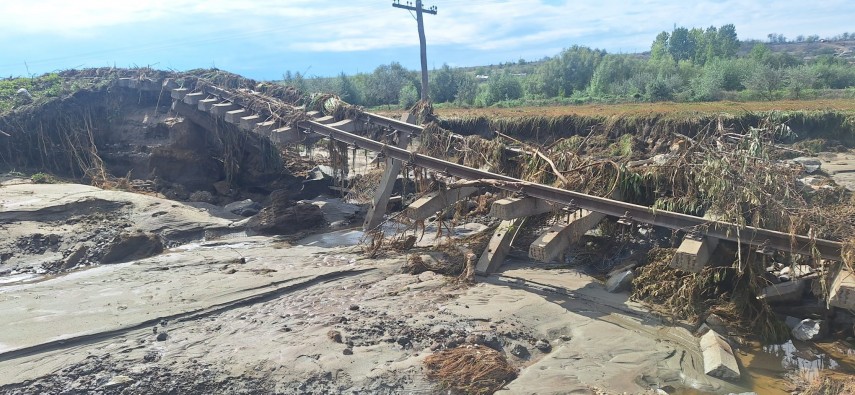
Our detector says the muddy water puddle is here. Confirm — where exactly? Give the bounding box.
[739,340,855,394]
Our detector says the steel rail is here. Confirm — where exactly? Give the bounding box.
[301,119,843,261]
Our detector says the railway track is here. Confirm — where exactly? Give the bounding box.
[117,77,845,268]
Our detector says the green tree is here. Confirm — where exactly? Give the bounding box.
[745,63,783,100]
[454,74,478,105]
[335,72,361,105]
[487,73,523,104]
[786,65,818,99]
[669,27,696,62]
[717,24,739,57]
[429,64,459,103]
[650,31,671,62]
[366,62,415,106]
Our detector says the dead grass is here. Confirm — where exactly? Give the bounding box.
[789,368,855,395]
[424,344,517,395]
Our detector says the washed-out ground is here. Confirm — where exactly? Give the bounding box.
[0,180,773,394]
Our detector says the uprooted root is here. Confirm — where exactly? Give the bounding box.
[424,345,518,395]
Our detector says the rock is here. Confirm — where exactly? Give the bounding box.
[535,339,552,353]
[510,343,530,359]
[101,231,163,264]
[396,335,411,346]
[342,348,353,355]
[62,243,88,269]
[605,269,635,293]
[212,180,231,196]
[705,313,728,334]
[156,332,168,341]
[798,176,823,188]
[700,330,740,380]
[348,304,360,311]
[15,88,33,104]
[103,375,133,388]
[245,199,325,235]
[791,157,822,173]
[327,330,343,343]
[760,280,806,304]
[792,319,826,341]
[224,199,261,217]
[430,342,442,351]
[300,166,337,199]
[303,197,361,224]
[466,334,485,345]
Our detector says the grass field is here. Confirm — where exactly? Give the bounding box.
[422,99,855,119]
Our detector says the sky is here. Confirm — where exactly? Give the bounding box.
[0,0,853,80]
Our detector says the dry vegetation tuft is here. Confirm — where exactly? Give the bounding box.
[424,345,518,395]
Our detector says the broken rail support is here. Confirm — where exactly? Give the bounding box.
[300,119,844,261]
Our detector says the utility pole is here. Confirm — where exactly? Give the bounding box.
[392,0,437,102]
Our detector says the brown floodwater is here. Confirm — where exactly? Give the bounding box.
[740,339,855,394]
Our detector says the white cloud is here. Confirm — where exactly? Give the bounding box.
[1,0,854,70]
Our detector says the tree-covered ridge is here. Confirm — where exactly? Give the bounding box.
[287,25,855,108]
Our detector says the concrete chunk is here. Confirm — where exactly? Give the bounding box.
[529,210,604,263]
[490,197,552,220]
[183,92,204,105]
[239,115,261,131]
[759,280,806,304]
[314,115,336,125]
[829,268,855,309]
[405,187,478,221]
[210,102,239,116]
[224,109,249,124]
[327,119,362,133]
[270,127,301,145]
[605,270,634,293]
[476,218,523,275]
[670,236,719,273]
[700,330,740,380]
[254,121,276,136]
[197,98,219,112]
[171,88,189,100]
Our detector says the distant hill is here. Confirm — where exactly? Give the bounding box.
[741,40,855,62]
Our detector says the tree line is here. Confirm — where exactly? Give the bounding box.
[285,25,855,108]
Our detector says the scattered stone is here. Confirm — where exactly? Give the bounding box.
[466,334,486,345]
[342,348,353,355]
[791,157,822,173]
[605,269,634,293]
[327,330,343,343]
[348,304,360,311]
[792,319,826,341]
[103,375,133,388]
[224,199,262,217]
[535,339,552,353]
[700,330,740,380]
[430,342,442,351]
[143,352,159,364]
[510,343,530,359]
[396,335,410,346]
[156,332,168,342]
